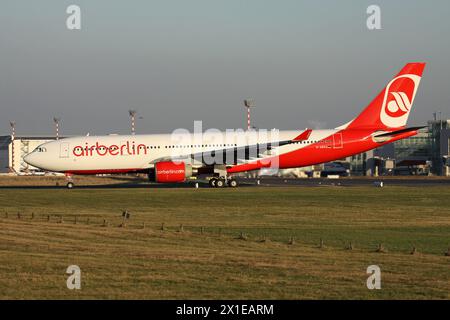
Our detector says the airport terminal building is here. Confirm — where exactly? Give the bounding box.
[347,119,450,176]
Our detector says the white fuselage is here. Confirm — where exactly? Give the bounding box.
[24,129,337,173]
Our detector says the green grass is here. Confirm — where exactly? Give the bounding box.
[0,185,449,299]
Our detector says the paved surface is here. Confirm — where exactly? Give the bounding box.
[0,176,449,189]
[239,177,450,187]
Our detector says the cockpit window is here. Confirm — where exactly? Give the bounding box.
[35,147,47,152]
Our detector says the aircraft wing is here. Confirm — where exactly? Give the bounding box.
[148,130,313,166]
[187,139,294,165]
[148,138,296,166]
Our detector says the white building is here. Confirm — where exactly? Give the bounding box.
[0,135,58,173]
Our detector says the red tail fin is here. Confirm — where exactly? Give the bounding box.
[345,63,426,130]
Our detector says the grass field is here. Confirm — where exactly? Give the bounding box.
[0,181,449,299]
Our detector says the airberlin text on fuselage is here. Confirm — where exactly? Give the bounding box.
[73,141,147,157]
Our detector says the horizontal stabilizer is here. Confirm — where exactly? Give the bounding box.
[374,126,426,138]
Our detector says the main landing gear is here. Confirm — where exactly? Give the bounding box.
[207,165,238,188]
[208,177,238,188]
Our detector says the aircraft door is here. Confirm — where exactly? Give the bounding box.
[333,133,343,149]
[60,142,69,158]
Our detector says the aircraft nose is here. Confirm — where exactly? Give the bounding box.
[23,153,36,167]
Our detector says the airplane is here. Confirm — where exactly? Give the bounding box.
[24,62,426,189]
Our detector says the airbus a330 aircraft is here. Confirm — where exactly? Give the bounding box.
[24,63,426,188]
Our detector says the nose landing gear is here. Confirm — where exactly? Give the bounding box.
[65,173,75,189]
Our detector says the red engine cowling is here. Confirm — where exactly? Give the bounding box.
[154,161,190,183]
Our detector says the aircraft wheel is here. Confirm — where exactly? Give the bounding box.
[228,179,238,188]
[209,178,217,188]
[66,182,74,189]
[216,178,225,188]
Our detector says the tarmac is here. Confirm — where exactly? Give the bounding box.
[0,176,449,189]
[240,176,450,187]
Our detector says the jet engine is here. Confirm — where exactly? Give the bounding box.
[149,161,193,183]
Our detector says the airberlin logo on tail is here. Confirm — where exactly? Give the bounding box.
[385,92,411,117]
[380,74,421,128]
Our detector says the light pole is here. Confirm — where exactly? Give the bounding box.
[9,121,16,172]
[129,110,137,135]
[53,117,61,140]
[243,99,255,130]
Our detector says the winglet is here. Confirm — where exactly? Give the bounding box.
[293,129,312,141]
